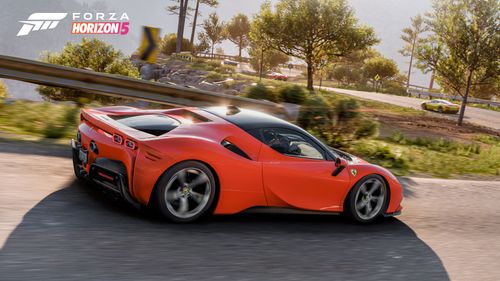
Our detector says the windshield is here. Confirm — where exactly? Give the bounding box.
[436,99,453,105]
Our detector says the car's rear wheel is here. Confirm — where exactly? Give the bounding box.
[345,175,388,223]
[421,103,427,110]
[155,161,217,223]
[438,106,443,113]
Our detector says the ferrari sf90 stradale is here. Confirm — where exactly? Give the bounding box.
[72,106,403,223]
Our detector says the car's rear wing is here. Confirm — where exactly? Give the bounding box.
[80,108,158,142]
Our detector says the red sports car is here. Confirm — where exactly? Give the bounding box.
[267,72,288,81]
[72,106,403,223]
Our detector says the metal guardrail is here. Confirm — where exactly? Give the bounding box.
[0,55,281,113]
[408,89,500,108]
[193,53,250,63]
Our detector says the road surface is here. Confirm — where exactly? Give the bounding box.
[325,87,500,132]
[1,141,499,281]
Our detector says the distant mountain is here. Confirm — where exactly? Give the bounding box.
[0,0,432,99]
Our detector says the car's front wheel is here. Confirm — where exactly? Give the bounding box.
[154,161,217,223]
[344,175,388,223]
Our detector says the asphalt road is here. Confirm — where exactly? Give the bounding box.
[325,87,500,132]
[1,142,500,281]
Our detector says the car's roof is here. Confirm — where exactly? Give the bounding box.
[434,99,452,104]
[203,106,303,132]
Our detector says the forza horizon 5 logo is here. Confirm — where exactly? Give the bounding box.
[17,12,130,36]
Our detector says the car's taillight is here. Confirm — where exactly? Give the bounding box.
[125,139,137,150]
[113,134,123,145]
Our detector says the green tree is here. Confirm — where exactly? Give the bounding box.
[188,0,219,48]
[160,33,192,55]
[399,15,426,91]
[225,13,251,58]
[248,42,289,75]
[330,65,362,86]
[363,57,399,90]
[195,32,211,53]
[0,80,8,99]
[167,0,219,53]
[38,38,139,105]
[326,48,378,85]
[416,0,499,125]
[202,12,225,56]
[252,0,378,91]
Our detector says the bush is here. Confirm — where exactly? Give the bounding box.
[205,72,225,82]
[38,38,139,105]
[159,33,192,55]
[381,81,407,95]
[0,101,80,139]
[244,83,279,102]
[354,118,379,139]
[297,95,332,129]
[279,85,306,104]
[353,142,409,175]
[0,80,7,99]
[335,98,359,120]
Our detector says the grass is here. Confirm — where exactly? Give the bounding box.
[467,103,500,112]
[349,137,500,178]
[383,133,499,177]
[0,100,79,139]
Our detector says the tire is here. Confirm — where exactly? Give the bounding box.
[154,161,217,223]
[438,106,443,113]
[421,104,427,110]
[344,175,389,223]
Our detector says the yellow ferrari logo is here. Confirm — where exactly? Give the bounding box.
[350,169,357,176]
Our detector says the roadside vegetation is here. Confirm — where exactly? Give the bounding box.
[38,38,140,105]
[0,80,7,99]
[0,100,79,139]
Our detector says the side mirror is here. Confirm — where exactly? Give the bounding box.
[332,157,347,176]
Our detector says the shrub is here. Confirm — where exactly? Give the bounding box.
[354,118,379,139]
[0,101,79,139]
[0,80,7,99]
[335,98,360,120]
[159,33,192,55]
[38,38,139,105]
[279,85,306,104]
[353,142,409,175]
[205,72,225,82]
[43,123,67,139]
[297,95,332,129]
[244,83,279,102]
[382,81,407,95]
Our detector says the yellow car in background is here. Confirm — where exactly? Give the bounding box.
[421,99,460,114]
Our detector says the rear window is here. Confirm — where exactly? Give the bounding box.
[111,114,180,136]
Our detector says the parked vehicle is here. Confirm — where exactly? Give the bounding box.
[267,72,288,81]
[421,99,460,114]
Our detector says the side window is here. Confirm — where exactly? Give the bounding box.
[261,128,324,160]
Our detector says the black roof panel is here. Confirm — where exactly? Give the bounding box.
[203,106,300,131]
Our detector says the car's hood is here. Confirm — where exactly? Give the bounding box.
[328,147,365,164]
